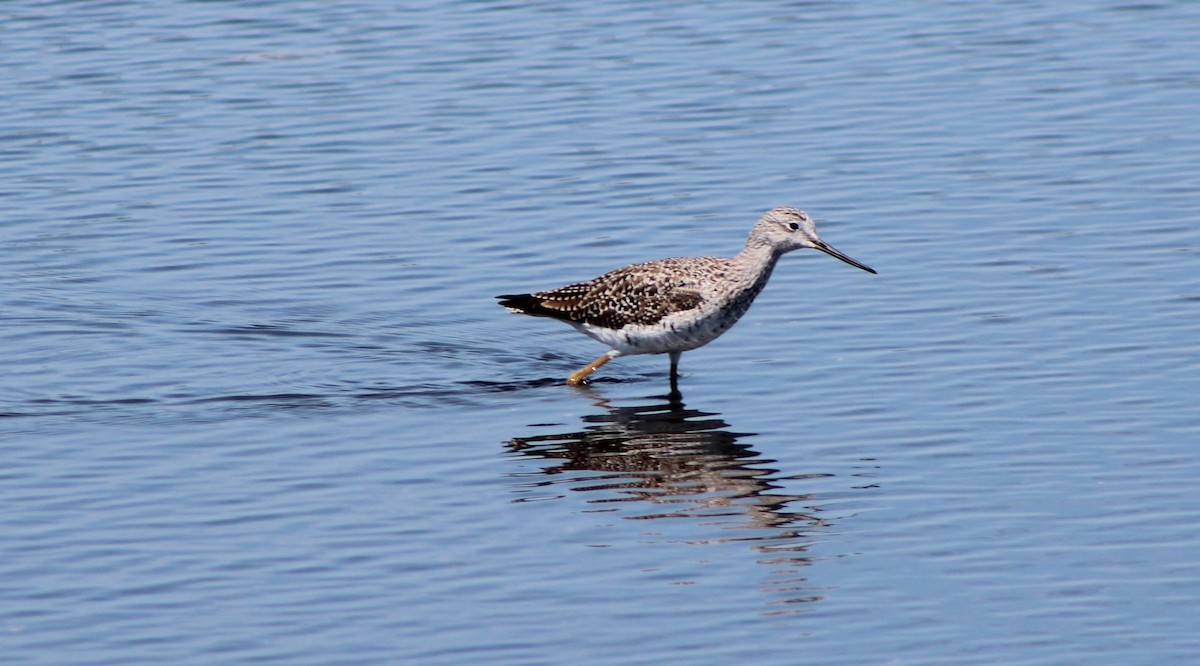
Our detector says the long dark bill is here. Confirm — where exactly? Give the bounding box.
[814,239,877,274]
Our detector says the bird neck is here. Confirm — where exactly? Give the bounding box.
[732,239,784,291]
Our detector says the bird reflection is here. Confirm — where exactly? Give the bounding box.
[504,388,837,609]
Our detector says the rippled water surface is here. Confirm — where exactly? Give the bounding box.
[4,2,1199,664]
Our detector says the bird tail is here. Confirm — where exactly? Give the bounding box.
[497,293,545,315]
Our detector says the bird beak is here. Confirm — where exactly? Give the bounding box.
[813,239,876,274]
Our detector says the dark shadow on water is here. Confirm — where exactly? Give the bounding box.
[504,387,840,611]
[4,376,647,422]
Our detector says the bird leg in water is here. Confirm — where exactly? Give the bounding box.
[567,350,620,385]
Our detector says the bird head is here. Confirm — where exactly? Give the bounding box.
[754,206,876,274]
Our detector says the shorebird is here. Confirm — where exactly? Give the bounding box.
[498,206,875,391]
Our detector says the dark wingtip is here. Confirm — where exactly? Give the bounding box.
[497,293,539,312]
[498,293,576,322]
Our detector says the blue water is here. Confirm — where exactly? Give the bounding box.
[3,1,1199,664]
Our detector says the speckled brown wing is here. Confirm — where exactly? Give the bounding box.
[498,259,711,329]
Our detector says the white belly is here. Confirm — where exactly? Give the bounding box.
[571,305,745,356]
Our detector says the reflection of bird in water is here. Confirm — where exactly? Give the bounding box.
[504,390,841,607]
[507,394,817,529]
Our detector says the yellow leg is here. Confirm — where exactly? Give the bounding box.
[567,351,619,385]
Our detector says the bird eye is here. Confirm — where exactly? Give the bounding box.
[788,222,800,231]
